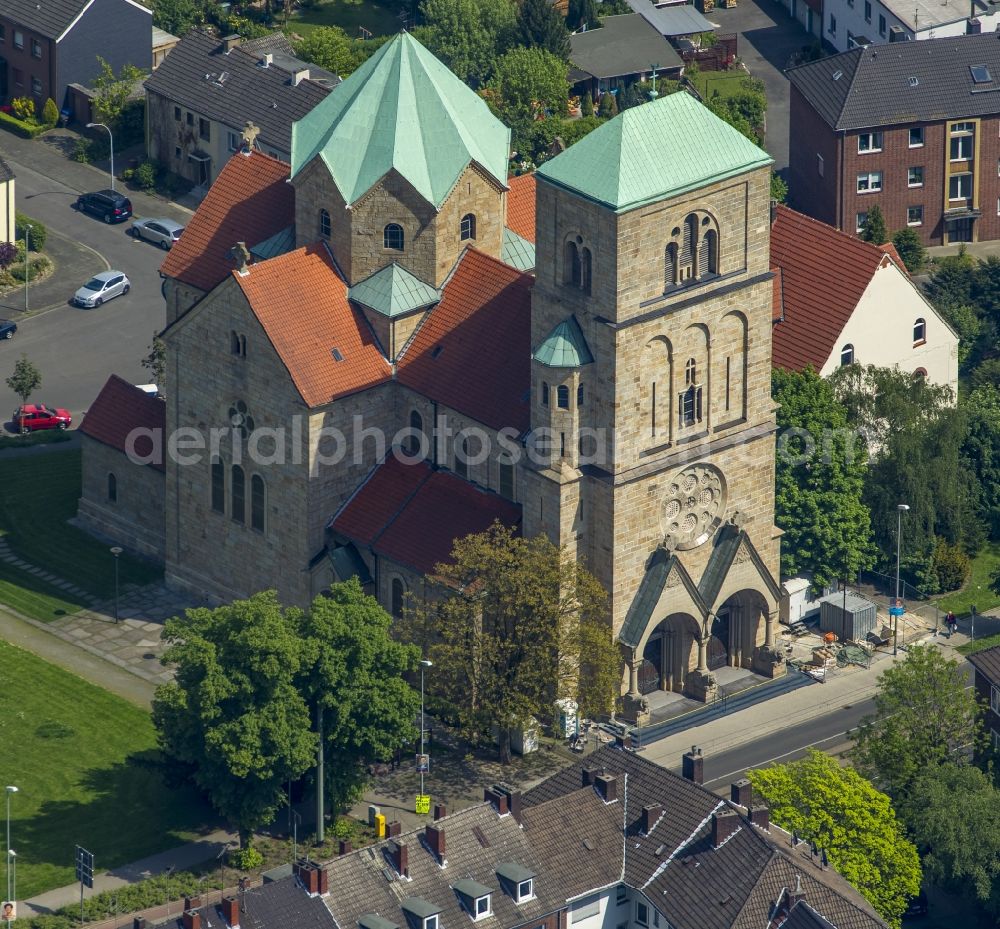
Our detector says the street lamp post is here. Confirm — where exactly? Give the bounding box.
[894,504,910,655]
[23,225,30,314]
[86,123,115,191]
[7,851,14,914]
[4,787,16,910]
[419,659,432,802]
[110,547,123,623]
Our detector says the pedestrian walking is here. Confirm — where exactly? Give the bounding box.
[945,611,957,637]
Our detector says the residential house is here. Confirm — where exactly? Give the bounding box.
[622,0,716,39]
[156,746,888,929]
[967,644,1000,752]
[82,33,788,708]
[787,33,1000,245]
[0,157,14,245]
[143,30,337,191]
[569,14,683,99]
[0,0,150,109]
[771,205,958,395]
[152,27,180,70]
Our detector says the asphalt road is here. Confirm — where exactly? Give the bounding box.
[0,158,185,425]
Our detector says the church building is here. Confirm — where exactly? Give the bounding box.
[78,32,786,705]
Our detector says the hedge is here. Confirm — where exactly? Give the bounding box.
[0,111,47,139]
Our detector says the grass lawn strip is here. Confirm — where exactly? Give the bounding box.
[933,541,1000,618]
[0,639,214,899]
[957,632,1000,656]
[0,451,161,599]
[288,0,406,37]
[689,70,747,103]
[0,560,87,622]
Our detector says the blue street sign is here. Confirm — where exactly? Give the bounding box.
[889,606,905,617]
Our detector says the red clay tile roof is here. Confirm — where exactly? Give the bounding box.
[234,243,391,407]
[772,267,784,322]
[506,173,536,243]
[398,248,532,433]
[80,375,166,471]
[879,241,907,272]
[771,205,897,371]
[160,152,295,293]
[331,457,521,575]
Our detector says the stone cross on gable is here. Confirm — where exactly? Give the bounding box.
[241,121,261,151]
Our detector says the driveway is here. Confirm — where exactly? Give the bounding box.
[703,0,814,171]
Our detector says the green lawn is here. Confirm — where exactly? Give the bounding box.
[0,431,73,452]
[0,640,215,898]
[689,70,747,103]
[958,632,1000,656]
[933,540,1000,617]
[287,0,409,38]
[0,560,89,622]
[0,450,162,600]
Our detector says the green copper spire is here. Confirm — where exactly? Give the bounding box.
[534,316,594,368]
[291,32,510,208]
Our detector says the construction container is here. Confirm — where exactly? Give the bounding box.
[818,591,878,642]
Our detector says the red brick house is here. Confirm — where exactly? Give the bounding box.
[787,33,1000,246]
[967,645,1000,753]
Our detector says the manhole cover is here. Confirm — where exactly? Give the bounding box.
[143,652,157,660]
[842,705,852,709]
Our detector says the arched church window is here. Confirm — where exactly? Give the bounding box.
[542,382,550,406]
[384,223,404,251]
[107,472,117,503]
[406,410,424,457]
[455,436,468,479]
[665,243,679,289]
[685,358,697,385]
[211,458,225,513]
[703,228,718,274]
[565,239,581,286]
[231,464,245,524]
[391,577,405,618]
[319,208,331,239]
[580,247,592,295]
[557,385,570,409]
[679,214,698,281]
[913,318,926,344]
[251,474,266,532]
[460,213,476,241]
[680,358,702,428]
[840,344,855,366]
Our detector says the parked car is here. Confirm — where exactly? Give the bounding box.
[130,217,184,249]
[11,404,72,433]
[0,319,16,340]
[73,189,133,224]
[72,271,130,308]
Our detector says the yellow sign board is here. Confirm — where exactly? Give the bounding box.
[415,795,431,815]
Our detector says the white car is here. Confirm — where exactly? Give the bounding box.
[73,271,131,308]
[130,217,184,250]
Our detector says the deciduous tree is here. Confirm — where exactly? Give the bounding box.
[152,592,316,847]
[850,644,984,801]
[404,524,618,763]
[772,366,875,589]
[141,333,167,387]
[860,204,887,244]
[516,0,571,58]
[6,354,41,410]
[92,57,147,129]
[294,26,362,77]
[486,47,567,130]
[420,0,516,85]
[748,750,921,927]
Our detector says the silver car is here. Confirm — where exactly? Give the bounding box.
[73,271,131,307]
[130,217,184,249]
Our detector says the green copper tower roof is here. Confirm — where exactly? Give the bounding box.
[348,263,440,318]
[291,32,510,208]
[533,316,594,368]
[536,92,772,213]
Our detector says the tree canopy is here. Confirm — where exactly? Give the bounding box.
[91,57,146,129]
[748,750,921,927]
[850,644,984,801]
[419,0,517,85]
[485,47,568,134]
[859,204,887,244]
[293,26,368,78]
[772,366,875,589]
[6,354,41,407]
[516,0,571,59]
[402,524,619,763]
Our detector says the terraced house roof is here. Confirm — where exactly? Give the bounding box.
[291,32,510,208]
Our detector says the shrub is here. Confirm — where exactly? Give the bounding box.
[0,111,46,138]
[597,91,618,117]
[72,137,92,163]
[0,242,16,270]
[41,97,59,128]
[15,213,47,251]
[11,96,36,122]
[581,91,594,117]
[134,160,158,190]
[932,539,971,592]
[230,845,264,870]
[891,227,926,273]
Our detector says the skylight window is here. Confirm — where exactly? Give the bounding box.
[908,76,919,87]
[832,70,843,80]
[331,347,344,362]
[971,64,991,84]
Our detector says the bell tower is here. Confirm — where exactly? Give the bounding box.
[524,93,785,710]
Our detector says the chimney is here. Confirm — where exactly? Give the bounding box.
[750,804,770,831]
[184,897,202,912]
[387,820,402,838]
[260,52,273,67]
[493,783,522,824]
[968,16,982,33]
[594,773,618,803]
[641,803,662,834]
[388,840,409,878]
[338,839,352,855]
[730,778,752,808]
[230,242,251,276]
[134,918,147,929]
[182,913,201,929]
[581,767,599,787]
[295,860,320,895]
[711,809,740,847]
[221,33,241,51]
[425,824,446,864]
[318,867,329,895]
[483,787,509,815]
[221,897,239,929]
[433,803,447,821]
[292,68,311,85]
[682,746,704,785]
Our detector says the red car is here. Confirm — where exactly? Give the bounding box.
[12,404,72,433]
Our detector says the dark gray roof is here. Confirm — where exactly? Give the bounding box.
[4,0,148,39]
[968,644,1000,683]
[570,14,681,80]
[452,878,492,899]
[623,0,715,36]
[782,901,839,929]
[787,32,1000,131]
[359,915,399,929]
[185,875,338,929]
[144,30,337,155]
[0,157,14,183]
[619,548,706,648]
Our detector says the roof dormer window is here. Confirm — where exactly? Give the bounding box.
[517,879,533,902]
[496,863,535,905]
[424,917,438,929]
[402,898,440,929]
[454,880,492,921]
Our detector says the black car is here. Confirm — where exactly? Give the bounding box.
[73,189,133,224]
[0,319,15,340]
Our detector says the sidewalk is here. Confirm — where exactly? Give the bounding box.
[23,829,237,915]
[639,623,982,770]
